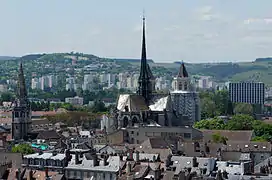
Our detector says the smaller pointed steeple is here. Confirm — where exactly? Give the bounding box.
[177,61,189,78]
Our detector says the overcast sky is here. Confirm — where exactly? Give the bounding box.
[1,0,272,63]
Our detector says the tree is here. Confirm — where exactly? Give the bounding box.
[194,117,225,130]
[225,114,255,130]
[12,144,34,154]
[234,103,253,115]
[76,88,83,97]
[213,90,229,115]
[226,100,234,115]
[201,97,217,119]
[0,92,13,102]
[90,100,107,113]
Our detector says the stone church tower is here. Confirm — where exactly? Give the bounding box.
[12,62,32,140]
[171,62,200,126]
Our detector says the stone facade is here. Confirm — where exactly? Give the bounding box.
[171,63,200,126]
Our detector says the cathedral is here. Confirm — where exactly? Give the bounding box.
[12,62,32,141]
[106,16,201,133]
[108,16,175,132]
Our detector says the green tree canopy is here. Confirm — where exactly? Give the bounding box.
[194,117,225,130]
[12,144,34,154]
[234,103,253,115]
[194,114,272,142]
[225,114,255,130]
[0,92,14,102]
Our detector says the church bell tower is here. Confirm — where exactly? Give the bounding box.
[12,62,32,140]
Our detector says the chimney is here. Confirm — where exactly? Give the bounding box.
[103,156,108,166]
[16,170,20,180]
[127,149,134,161]
[126,162,131,174]
[216,170,223,180]
[27,170,33,180]
[154,166,161,180]
[93,153,99,166]
[120,154,123,161]
[205,143,210,154]
[222,170,228,179]
[166,154,172,168]
[153,155,156,162]
[65,149,71,161]
[136,151,140,162]
[192,157,198,167]
[75,153,80,164]
[45,167,49,179]
[52,151,57,156]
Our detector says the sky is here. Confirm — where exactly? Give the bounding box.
[1,0,272,63]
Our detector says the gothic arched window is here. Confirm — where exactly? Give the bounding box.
[123,116,129,128]
[132,116,138,127]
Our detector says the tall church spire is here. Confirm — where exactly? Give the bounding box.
[17,61,28,100]
[140,13,147,79]
[138,13,153,102]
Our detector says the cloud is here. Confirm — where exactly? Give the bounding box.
[133,24,142,32]
[196,5,213,14]
[243,18,272,25]
[194,5,221,21]
[163,25,180,31]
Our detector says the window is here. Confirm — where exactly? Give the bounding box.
[178,83,182,90]
[15,112,19,118]
[184,82,188,90]
[131,131,134,134]
[184,133,191,139]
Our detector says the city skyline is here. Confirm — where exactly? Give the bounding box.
[1,0,272,63]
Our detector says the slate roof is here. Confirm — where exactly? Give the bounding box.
[135,138,173,161]
[142,138,170,149]
[36,130,62,140]
[201,130,254,142]
[65,154,120,172]
[117,94,149,112]
[179,141,272,159]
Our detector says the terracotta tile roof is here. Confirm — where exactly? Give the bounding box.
[201,130,254,142]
